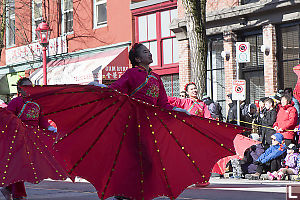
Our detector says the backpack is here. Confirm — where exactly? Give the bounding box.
[208,101,223,120]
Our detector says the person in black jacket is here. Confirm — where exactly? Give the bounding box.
[226,93,238,124]
[202,94,223,121]
[261,98,277,148]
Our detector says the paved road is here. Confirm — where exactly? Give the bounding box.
[0,178,290,200]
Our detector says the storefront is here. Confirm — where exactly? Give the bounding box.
[30,47,129,85]
[0,39,130,100]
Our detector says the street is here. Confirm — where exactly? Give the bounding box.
[0,177,289,200]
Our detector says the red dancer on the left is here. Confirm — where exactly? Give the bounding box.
[0,78,69,200]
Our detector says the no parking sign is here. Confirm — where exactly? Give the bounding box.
[232,80,246,100]
[236,42,250,63]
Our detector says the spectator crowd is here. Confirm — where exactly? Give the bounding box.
[177,86,300,180]
[225,87,300,180]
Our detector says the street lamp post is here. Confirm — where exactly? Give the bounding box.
[35,20,51,85]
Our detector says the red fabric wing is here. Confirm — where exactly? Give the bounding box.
[0,108,68,187]
[23,85,247,200]
[212,135,261,175]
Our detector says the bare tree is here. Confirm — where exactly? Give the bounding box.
[182,0,207,98]
[0,0,7,59]
[0,0,109,66]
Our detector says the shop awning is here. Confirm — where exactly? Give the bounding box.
[30,47,129,85]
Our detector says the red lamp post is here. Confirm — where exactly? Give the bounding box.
[35,20,51,85]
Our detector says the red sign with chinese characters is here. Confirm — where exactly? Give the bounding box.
[102,66,129,80]
[102,47,129,80]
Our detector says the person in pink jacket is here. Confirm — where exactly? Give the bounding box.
[168,82,211,118]
[273,94,298,146]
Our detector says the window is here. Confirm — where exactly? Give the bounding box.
[94,0,107,28]
[32,0,42,41]
[207,38,226,117]
[6,0,15,47]
[161,9,178,65]
[138,13,158,66]
[62,0,73,34]
[240,0,260,5]
[135,6,179,96]
[279,25,300,89]
[161,74,179,97]
[136,8,178,68]
[242,34,265,103]
[244,35,264,70]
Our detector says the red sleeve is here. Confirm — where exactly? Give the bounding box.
[7,97,21,115]
[156,77,175,111]
[168,96,186,108]
[109,70,130,95]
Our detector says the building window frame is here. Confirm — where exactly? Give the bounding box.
[277,22,300,90]
[6,0,15,47]
[207,36,225,116]
[32,0,43,42]
[239,30,265,104]
[61,0,73,35]
[133,2,178,74]
[161,73,180,97]
[93,0,107,29]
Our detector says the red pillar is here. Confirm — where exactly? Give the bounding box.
[43,46,47,85]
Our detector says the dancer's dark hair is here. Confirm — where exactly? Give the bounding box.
[184,82,196,92]
[129,43,143,67]
[17,77,31,94]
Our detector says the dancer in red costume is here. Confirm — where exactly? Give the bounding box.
[168,82,211,118]
[0,78,68,200]
[108,44,188,115]
[22,44,247,200]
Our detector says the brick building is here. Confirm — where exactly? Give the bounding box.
[0,0,136,101]
[0,0,183,102]
[2,0,300,120]
[169,0,300,117]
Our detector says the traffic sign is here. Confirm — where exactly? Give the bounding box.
[236,42,250,63]
[232,79,246,100]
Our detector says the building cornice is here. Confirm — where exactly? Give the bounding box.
[206,0,300,34]
[207,0,299,22]
[130,0,171,10]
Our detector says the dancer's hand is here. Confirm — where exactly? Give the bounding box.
[98,84,108,88]
[88,82,108,87]
[174,107,190,115]
[48,126,57,133]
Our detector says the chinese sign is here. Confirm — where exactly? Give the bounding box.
[6,36,67,65]
[102,66,129,80]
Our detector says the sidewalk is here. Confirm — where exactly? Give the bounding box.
[0,177,288,200]
[222,172,300,181]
